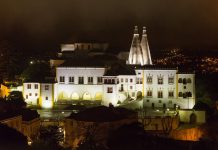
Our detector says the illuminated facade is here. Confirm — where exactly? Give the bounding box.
[23,26,195,109]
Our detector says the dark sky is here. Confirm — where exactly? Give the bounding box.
[1,0,218,53]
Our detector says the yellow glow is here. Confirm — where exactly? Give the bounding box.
[95,92,102,100]
[71,92,79,100]
[42,101,53,109]
[83,92,91,100]
[58,91,68,100]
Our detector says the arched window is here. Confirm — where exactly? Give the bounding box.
[183,78,187,84]
[187,78,192,83]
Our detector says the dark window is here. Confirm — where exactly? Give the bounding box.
[69,76,74,83]
[187,78,192,83]
[35,93,38,96]
[29,93,32,96]
[97,77,103,84]
[183,78,187,84]
[168,91,174,97]
[60,76,65,83]
[179,92,183,97]
[46,97,48,100]
[107,87,113,93]
[168,77,174,84]
[158,77,163,84]
[178,78,182,83]
[130,78,133,82]
[158,91,163,98]
[34,84,38,89]
[125,78,128,83]
[78,77,84,84]
[120,84,124,92]
[45,85,49,90]
[159,100,162,103]
[88,77,93,84]
[147,90,152,97]
[27,84,31,89]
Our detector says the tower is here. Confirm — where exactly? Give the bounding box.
[128,26,144,65]
[128,26,152,65]
[141,26,152,65]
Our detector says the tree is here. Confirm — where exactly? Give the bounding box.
[21,62,50,82]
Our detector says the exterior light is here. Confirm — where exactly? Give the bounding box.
[156,109,159,112]
[30,61,33,64]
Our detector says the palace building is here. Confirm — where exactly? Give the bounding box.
[22,26,195,109]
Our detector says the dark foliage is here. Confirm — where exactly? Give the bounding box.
[0,124,28,150]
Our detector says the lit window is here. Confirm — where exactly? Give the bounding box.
[27,84,31,89]
[158,91,163,98]
[107,87,113,93]
[97,77,103,84]
[69,76,74,83]
[88,77,93,84]
[125,78,128,83]
[78,77,84,84]
[147,76,152,84]
[60,76,65,83]
[34,84,38,89]
[168,76,174,84]
[136,78,142,84]
[45,85,49,90]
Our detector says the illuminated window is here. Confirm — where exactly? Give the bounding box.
[147,90,152,97]
[60,76,65,83]
[69,76,74,83]
[125,78,128,83]
[34,84,38,89]
[45,85,49,90]
[97,77,103,84]
[27,84,31,89]
[147,76,152,84]
[88,77,93,84]
[158,91,163,98]
[136,78,142,84]
[107,87,113,93]
[168,77,174,84]
[158,76,163,84]
[168,91,174,97]
[78,77,84,84]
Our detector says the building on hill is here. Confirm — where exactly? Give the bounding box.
[64,106,137,148]
[22,26,195,109]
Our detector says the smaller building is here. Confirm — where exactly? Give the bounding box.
[64,106,137,148]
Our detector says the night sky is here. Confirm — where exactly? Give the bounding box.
[1,0,218,53]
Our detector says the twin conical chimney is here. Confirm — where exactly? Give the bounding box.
[128,26,152,66]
